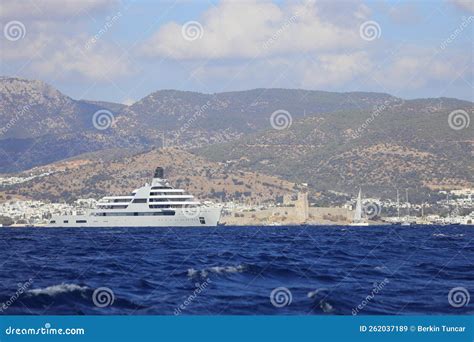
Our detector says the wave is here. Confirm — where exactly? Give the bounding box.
[187,265,245,278]
[432,233,464,238]
[307,288,330,299]
[22,283,148,313]
[2,225,473,315]
[307,288,335,313]
[27,283,89,296]
[374,266,390,273]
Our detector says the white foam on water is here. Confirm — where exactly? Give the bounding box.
[187,265,245,277]
[307,288,329,299]
[374,265,389,273]
[187,268,199,277]
[28,283,89,296]
[433,233,464,238]
[320,301,334,313]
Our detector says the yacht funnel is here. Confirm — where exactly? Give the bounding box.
[154,167,164,179]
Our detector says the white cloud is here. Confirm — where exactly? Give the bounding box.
[1,32,54,60]
[301,52,372,87]
[449,0,474,13]
[372,52,465,90]
[28,37,134,81]
[1,0,130,82]
[189,51,372,90]
[188,46,470,96]
[141,0,369,60]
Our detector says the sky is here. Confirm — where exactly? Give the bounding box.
[1,0,473,104]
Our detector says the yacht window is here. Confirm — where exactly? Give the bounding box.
[132,199,147,203]
[63,220,68,223]
[97,212,176,216]
[161,211,175,216]
[149,205,171,209]
[76,220,87,223]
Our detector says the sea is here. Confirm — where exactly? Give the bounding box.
[0,225,472,315]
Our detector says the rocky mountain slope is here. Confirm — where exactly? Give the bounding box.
[196,98,473,198]
[0,77,132,172]
[115,88,396,146]
[0,77,106,138]
[1,148,295,203]
[0,77,398,172]
[1,76,472,201]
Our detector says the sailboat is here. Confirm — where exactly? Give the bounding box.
[350,189,369,226]
[391,189,402,225]
[401,189,412,226]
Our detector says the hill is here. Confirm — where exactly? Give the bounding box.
[0,77,400,172]
[196,98,473,199]
[0,77,131,172]
[0,148,295,204]
[1,76,472,201]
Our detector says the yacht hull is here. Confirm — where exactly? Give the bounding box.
[46,207,222,228]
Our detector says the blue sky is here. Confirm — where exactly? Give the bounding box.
[1,0,473,104]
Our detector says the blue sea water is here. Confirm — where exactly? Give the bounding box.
[0,225,472,315]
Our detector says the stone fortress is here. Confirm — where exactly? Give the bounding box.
[222,185,352,225]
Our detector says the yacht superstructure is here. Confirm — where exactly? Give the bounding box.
[46,167,222,227]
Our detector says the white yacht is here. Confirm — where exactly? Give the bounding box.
[46,167,222,227]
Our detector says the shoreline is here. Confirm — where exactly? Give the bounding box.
[2,223,473,228]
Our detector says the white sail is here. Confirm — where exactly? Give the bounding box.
[354,189,363,221]
[350,188,369,226]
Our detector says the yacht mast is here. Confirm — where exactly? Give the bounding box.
[396,189,400,219]
[406,189,410,217]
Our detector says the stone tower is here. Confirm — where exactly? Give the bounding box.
[295,190,309,223]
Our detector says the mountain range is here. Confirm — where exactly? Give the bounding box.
[0,76,472,202]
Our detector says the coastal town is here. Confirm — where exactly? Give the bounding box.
[1,184,473,227]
